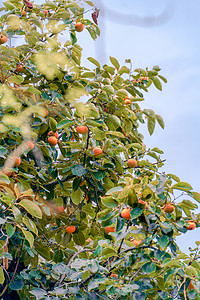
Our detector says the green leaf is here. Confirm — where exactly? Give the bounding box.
[106,131,125,138]
[85,1,94,6]
[6,223,15,238]
[106,186,123,195]
[8,75,24,85]
[18,199,42,219]
[130,207,143,219]
[158,75,167,83]
[10,278,24,290]
[71,165,88,176]
[101,196,118,208]
[70,32,77,45]
[87,57,100,68]
[82,71,95,78]
[110,56,120,70]
[156,114,165,129]
[71,188,82,205]
[163,259,181,268]
[172,182,192,191]
[29,288,47,298]
[118,66,130,75]
[157,235,169,249]
[192,191,200,203]
[49,117,57,132]
[73,231,85,246]
[102,85,115,94]
[0,267,5,284]
[142,262,156,274]
[148,117,155,135]
[151,76,162,91]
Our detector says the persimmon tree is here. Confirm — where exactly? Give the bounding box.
[0,0,200,299]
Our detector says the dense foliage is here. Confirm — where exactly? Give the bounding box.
[0,0,200,299]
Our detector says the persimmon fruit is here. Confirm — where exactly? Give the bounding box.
[163,203,174,213]
[127,158,137,168]
[76,125,88,134]
[186,221,196,230]
[13,156,21,167]
[121,208,131,220]
[66,225,76,234]
[133,239,142,246]
[16,64,23,72]
[58,206,64,212]
[93,147,103,156]
[0,36,7,44]
[43,10,48,16]
[48,136,57,146]
[105,226,115,234]
[124,98,132,105]
[21,10,27,17]
[75,22,84,32]
[110,273,118,278]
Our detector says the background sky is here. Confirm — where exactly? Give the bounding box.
[77,0,200,253]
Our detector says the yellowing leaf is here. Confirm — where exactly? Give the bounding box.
[172,182,192,191]
[22,229,34,248]
[18,199,42,219]
[0,267,5,284]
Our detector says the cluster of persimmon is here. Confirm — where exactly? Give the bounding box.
[48,131,58,146]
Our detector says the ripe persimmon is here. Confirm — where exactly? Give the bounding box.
[127,158,137,168]
[163,203,174,213]
[105,226,115,234]
[21,10,27,17]
[186,221,196,230]
[66,225,76,234]
[76,125,88,134]
[43,10,48,16]
[48,136,57,146]
[121,208,131,220]
[48,131,58,138]
[133,239,142,246]
[110,273,118,278]
[13,156,21,167]
[58,206,64,212]
[93,147,103,156]
[16,64,23,72]
[75,22,84,32]
[0,36,7,44]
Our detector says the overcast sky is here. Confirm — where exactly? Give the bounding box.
[78,0,200,253]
